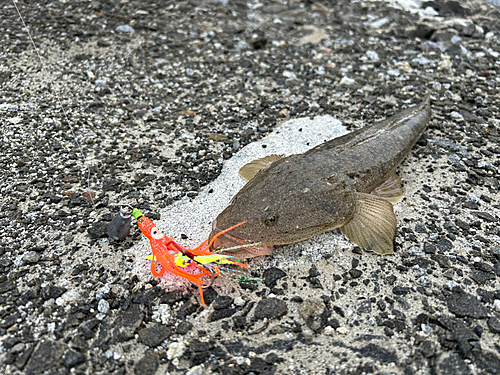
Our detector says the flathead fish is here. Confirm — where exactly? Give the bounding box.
[209,95,431,257]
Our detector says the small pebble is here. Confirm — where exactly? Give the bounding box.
[97,299,110,314]
[167,342,186,360]
[116,25,134,33]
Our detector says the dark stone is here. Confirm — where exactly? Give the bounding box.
[446,292,488,318]
[415,224,428,233]
[251,37,267,50]
[308,265,321,277]
[415,313,429,326]
[327,318,340,329]
[134,350,159,375]
[262,267,287,288]
[307,276,323,289]
[113,304,144,343]
[377,299,386,311]
[233,316,246,330]
[420,340,436,358]
[201,287,218,307]
[462,200,479,210]
[138,323,171,347]
[212,295,233,310]
[487,317,500,334]
[495,263,500,277]
[431,254,451,268]
[492,246,500,261]
[474,262,494,273]
[254,298,287,320]
[357,299,372,314]
[49,196,62,204]
[209,308,237,322]
[24,340,66,374]
[433,352,468,375]
[492,265,500,282]
[408,23,436,39]
[471,211,497,222]
[392,286,410,296]
[358,343,398,364]
[63,349,85,368]
[437,238,453,252]
[455,219,470,232]
[79,319,98,340]
[298,298,328,332]
[0,279,16,294]
[380,319,406,332]
[440,0,472,16]
[437,316,479,357]
[243,357,276,375]
[432,28,459,43]
[42,285,66,300]
[265,352,279,364]
[176,321,193,335]
[189,338,213,365]
[424,243,437,254]
[392,309,406,321]
[332,305,345,317]
[471,349,500,375]
[14,344,34,370]
[1,312,20,329]
[471,270,496,285]
[103,178,120,192]
[159,289,187,305]
[190,338,208,352]
[477,288,494,303]
[69,335,87,352]
[93,304,143,348]
[177,300,199,319]
[88,221,109,239]
[349,269,362,279]
[473,324,483,337]
[132,287,161,305]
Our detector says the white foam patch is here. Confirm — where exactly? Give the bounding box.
[131,115,349,287]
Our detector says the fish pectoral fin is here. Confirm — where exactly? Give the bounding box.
[239,154,285,181]
[370,173,406,204]
[340,192,397,255]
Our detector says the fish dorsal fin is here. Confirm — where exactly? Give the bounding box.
[370,173,406,204]
[340,192,396,255]
[239,154,285,181]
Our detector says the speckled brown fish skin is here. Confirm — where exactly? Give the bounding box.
[210,96,431,257]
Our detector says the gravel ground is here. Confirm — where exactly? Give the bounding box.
[1,0,500,374]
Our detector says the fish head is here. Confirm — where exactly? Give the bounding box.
[209,218,274,258]
[209,171,356,258]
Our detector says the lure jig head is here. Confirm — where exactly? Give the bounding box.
[107,205,133,241]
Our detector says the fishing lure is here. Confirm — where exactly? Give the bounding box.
[132,208,252,305]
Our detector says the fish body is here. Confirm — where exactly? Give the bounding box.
[210,96,431,257]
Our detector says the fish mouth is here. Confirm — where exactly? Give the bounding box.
[209,219,273,259]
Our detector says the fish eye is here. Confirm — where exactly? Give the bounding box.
[263,212,278,226]
[150,227,164,240]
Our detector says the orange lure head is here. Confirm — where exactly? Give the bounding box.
[133,209,173,244]
[136,216,164,241]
